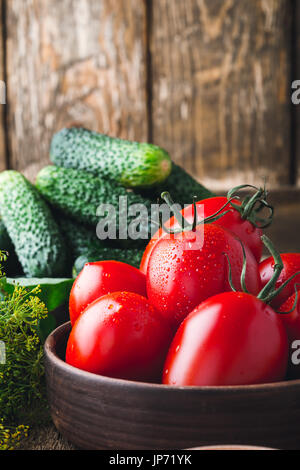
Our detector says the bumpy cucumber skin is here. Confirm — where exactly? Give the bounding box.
[50,127,172,189]
[56,214,144,277]
[0,171,67,278]
[36,166,155,246]
[73,248,144,277]
[147,163,215,205]
[56,216,105,259]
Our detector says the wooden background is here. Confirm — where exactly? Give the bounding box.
[0,1,298,451]
[0,0,299,195]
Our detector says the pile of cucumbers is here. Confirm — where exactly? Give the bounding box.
[0,128,214,278]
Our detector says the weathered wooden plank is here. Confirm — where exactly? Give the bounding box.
[5,0,148,181]
[264,192,300,254]
[0,0,7,172]
[150,0,292,191]
[294,0,300,186]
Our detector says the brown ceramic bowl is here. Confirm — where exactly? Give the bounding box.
[44,322,300,450]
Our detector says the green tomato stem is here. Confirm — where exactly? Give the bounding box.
[227,184,274,228]
[257,235,284,301]
[160,192,236,235]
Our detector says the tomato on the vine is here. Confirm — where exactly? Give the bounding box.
[162,291,288,386]
[146,222,261,328]
[259,253,300,309]
[278,291,300,342]
[162,235,300,386]
[140,185,273,274]
[69,261,146,326]
[66,291,172,382]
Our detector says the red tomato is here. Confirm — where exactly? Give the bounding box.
[278,291,300,341]
[278,291,300,379]
[146,224,261,328]
[140,196,263,274]
[163,292,288,386]
[66,291,172,382]
[69,261,146,326]
[259,253,300,309]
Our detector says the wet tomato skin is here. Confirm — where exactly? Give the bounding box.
[69,261,147,326]
[66,291,173,382]
[259,253,300,309]
[140,196,262,274]
[146,224,261,328]
[278,291,300,341]
[163,292,288,386]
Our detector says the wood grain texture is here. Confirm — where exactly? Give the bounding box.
[150,0,291,191]
[18,424,76,450]
[295,0,300,186]
[0,0,7,171]
[264,188,300,253]
[5,0,148,181]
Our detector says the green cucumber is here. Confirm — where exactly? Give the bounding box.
[56,215,106,259]
[50,127,172,189]
[73,248,144,277]
[148,163,215,205]
[0,171,67,278]
[36,166,156,246]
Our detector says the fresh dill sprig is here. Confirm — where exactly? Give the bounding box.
[0,420,29,450]
[0,250,8,278]
[0,284,48,421]
[0,250,51,448]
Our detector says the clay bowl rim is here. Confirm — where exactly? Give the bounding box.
[45,321,300,394]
